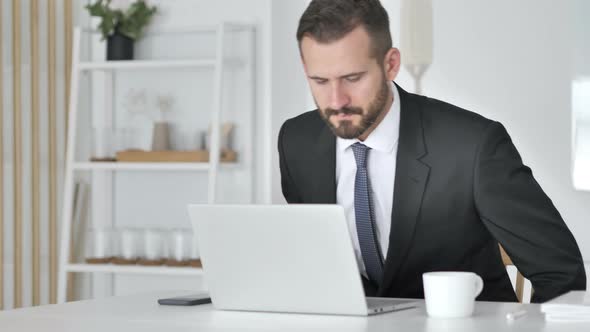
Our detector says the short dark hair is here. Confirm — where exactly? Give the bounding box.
[296,0,392,59]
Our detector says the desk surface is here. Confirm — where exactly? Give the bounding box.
[0,291,588,331]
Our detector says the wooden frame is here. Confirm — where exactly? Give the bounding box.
[48,0,58,304]
[31,0,41,306]
[115,150,237,163]
[0,0,71,308]
[499,245,526,302]
[64,0,75,302]
[65,0,72,135]
[12,0,24,309]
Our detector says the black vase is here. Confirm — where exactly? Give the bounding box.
[107,31,134,60]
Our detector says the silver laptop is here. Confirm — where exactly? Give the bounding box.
[187,204,418,316]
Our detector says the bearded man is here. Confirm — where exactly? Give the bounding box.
[278,0,586,303]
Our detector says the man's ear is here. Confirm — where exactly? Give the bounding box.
[383,48,401,81]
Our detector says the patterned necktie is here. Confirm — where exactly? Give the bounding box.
[351,142,384,286]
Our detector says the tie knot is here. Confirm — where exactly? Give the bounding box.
[351,142,370,168]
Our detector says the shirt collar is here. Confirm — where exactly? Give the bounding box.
[337,83,400,153]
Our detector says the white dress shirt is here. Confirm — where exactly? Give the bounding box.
[335,84,400,277]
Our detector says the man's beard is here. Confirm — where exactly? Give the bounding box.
[319,79,390,139]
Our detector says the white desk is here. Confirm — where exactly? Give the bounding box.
[0,291,588,331]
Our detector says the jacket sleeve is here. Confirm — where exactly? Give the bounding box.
[278,121,303,203]
[473,121,586,303]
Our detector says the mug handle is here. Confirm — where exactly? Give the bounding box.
[474,274,484,298]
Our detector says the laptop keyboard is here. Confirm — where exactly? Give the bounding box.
[366,297,415,308]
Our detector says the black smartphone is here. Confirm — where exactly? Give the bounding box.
[157,295,212,306]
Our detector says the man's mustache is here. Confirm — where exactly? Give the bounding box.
[324,107,363,117]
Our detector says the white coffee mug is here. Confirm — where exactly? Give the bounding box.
[422,271,483,318]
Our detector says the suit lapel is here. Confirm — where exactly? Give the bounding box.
[378,85,430,295]
[311,121,337,203]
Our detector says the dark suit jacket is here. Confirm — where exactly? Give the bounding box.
[278,84,586,303]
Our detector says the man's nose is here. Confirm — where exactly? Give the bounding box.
[329,83,350,111]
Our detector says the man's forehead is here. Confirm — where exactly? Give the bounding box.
[300,27,374,76]
[300,25,372,56]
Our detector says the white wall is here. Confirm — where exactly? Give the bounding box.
[406,0,590,261]
[269,0,590,267]
[270,0,310,204]
[571,0,590,191]
[573,0,590,78]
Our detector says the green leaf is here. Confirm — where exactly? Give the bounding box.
[85,0,156,40]
[85,1,106,17]
[118,0,157,40]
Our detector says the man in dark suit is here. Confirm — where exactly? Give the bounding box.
[278,0,586,303]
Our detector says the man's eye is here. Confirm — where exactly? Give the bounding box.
[345,75,361,82]
[315,79,328,85]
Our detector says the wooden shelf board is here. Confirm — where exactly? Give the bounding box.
[66,263,203,276]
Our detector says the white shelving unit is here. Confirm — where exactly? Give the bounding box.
[57,23,255,303]
[72,162,240,171]
[78,58,243,71]
[66,264,204,276]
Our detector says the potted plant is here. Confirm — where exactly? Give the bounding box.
[86,0,157,60]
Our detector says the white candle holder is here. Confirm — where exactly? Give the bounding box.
[166,229,192,266]
[138,228,165,265]
[113,228,141,265]
[85,227,113,264]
